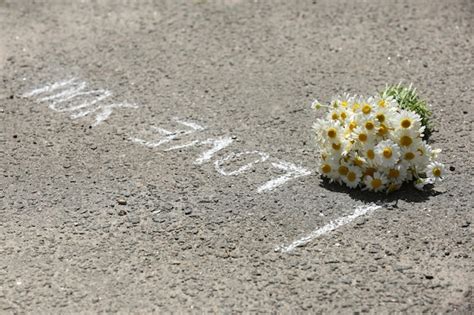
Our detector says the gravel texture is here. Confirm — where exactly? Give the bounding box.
[1,0,473,313]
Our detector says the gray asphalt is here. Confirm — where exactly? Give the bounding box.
[1,0,473,313]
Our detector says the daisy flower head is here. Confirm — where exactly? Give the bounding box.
[349,151,367,168]
[416,141,432,167]
[395,128,421,148]
[314,119,343,143]
[328,140,345,157]
[352,126,375,147]
[342,165,363,188]
[318,157,340,182]
[392,109,422,132]
[384,163,408,185]
[375,122,392,139]
[363,171,388,192]
[331,94,350,109]
[336,160,351,179]
[373,105,396,128]
[362,144,378,167]
[375,139,401,168]
[360,99,375,116]
[373,95,397,109]
[400,145,421,166]
[361,116,379,134]
[326,109,341,122]
[344,117,359,136]
[427,161,445,183]
[338,107,350,122]
[311,99,323,110]
[349,95,364,113]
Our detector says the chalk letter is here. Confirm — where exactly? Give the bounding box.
[257,160,311,193]
[130,119,205,148]
[194,137,233,165]
[214,151,269,176]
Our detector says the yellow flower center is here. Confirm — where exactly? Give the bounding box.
[347,172,357,182]
[377,124,389,136]
[340,112,347,120]
[327,128,337,138]
[364,167,376,177]
[352,103,360,112]
[332,113,339,120]
[341,101,348,107]
[349,121,357,130]
[338,166,349,176]
[354,157,364,166]
[383,147,393,159]
[376,113,385,123]
[332,143,341,150]
[432,168,441,177]
[365,121,375,130]
[401,119,411,129]
[388,169,400,178]
[362,104,372,114]
[321,164,331,174]
[358,133,368,142]
[378,99,386,107]
[400,135,412,146]
[371,178,382,189]
[367,150,375,160]
[404,152,415,160]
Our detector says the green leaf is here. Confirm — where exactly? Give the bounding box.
[380,83,433,137]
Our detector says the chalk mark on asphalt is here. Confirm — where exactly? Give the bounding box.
[22,77,386,252]
[22,77,312,193]
[21,77,138,126]
[276,204,382,253]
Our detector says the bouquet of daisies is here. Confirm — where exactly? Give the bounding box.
[312,86,445,193]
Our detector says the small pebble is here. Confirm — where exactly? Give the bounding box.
[449,166,455,171]
[118,210,127,216]
[117,198,127,205]
[183,208,192,215]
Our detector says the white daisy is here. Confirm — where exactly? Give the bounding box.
[314,119,343,144]
[352,126,375,146]
[400,145,421,166]
[414,177,434,190]
[336,161,351,179]
[342,165,362,188]
[363,171,388,192]
[394,129,421,148]
[384,163,408,184]
[360,100,375,116]
[416,141,432,168]
[426,161,445,183]
[361,144,378,166]
[375,139,401,167]
[318,158,340,182]
[392,109,422,131]
[373,95,398,109]
[311,99,322,110]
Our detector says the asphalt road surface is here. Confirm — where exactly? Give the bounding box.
[1,0,473,313]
